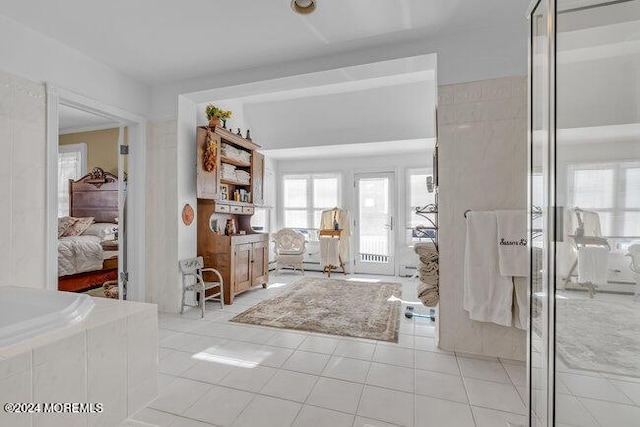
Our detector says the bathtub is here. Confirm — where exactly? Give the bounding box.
[0,286,95,347]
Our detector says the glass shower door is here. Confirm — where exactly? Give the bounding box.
[530,1,640,426]
[529,1,552,425]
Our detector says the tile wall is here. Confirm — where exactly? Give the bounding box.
[0,70,47,288]
[437,76,528,360]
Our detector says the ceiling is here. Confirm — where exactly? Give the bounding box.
[59,104,119,134]
[0,0,529,84]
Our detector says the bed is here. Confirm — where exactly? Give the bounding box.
[58,167,120,293]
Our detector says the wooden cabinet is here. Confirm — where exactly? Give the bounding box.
[196,127,268,304]
[196,221,269,305]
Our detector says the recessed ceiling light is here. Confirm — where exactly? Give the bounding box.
[291,0,316,15]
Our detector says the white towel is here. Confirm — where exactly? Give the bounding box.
[463,211,514,327]
[496,210,528,277]
[513,277,527,330]
[320,237,340,267]
[578,246,608,286]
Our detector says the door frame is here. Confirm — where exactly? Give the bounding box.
[353,170,397,276]
[46,85,147,302]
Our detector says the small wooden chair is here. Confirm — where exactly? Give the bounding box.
[179,256,224,318]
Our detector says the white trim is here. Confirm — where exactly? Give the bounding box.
[59,123,122,135]
[58,142,88,175]
[46,85,147,303]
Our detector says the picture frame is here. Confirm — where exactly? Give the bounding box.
[219,184,229,200]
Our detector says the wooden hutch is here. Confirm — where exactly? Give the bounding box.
[196,126,268,305]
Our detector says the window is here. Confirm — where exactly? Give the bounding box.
[282,174,340,229]
[251,169,276,232]
[568,162,640,237]
[58,143,87,217]
[407,168,436,244]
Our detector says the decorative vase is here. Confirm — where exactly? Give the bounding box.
[225,219,234,236]
[208,117,220,128]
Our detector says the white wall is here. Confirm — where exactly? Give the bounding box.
[151,23,527,120]
[145,119,179,311]
[0,70,46,288]
[437,76,527,360]
[276,151,432,274]
[0,14,150,117]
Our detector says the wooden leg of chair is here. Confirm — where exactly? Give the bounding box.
[220,285,224,309]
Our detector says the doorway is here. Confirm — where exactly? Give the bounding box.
[354,172,396,275]
[46,86,146,302]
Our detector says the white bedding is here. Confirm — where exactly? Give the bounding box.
[58,235,107,277]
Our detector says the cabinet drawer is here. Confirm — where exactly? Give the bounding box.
[215,203,230,213]
[230,205,243,214]
[242,206,255,215]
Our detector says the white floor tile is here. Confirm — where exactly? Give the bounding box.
[264,331,307,349]
[414,395,475,427]
[260,370,318,402]
[182,384,254,426]
[366,362,413,393]
[231,395,301,427]
[472,406,528,427]
[299,335,341,354]
[219,365,278,393]
[358,385,414,427]
[291,405,354,427]
[333,340,377,361]
[181,360,235,385]
[610,379,640,405]
[250,345,293,369]
[130,408,180,427]
[464,378,526,415]
[159,332,221,353]
[158,350,198,376]
[414,350,459,375]
[414,369,468,403]
[353,416,401,427]
[282,350,330,375]
[414,336,452,354]
[580,397,640,427]
[372,345,414,368]
[149,378,211,415]
[503,362,526,386]
[322,356,370,383]
[555,394,599,427]
[558,372,633,403]
[458,357,511,384]
[170,417,218,427]
[306,377,363,414]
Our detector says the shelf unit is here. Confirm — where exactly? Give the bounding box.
[196,126,268,304]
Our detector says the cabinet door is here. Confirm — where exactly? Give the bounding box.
[251,151,265,205]
[196,128,220,199]
[251,239,269,286]
[234,243,253,292]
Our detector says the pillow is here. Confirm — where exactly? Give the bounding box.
[62,217,95,237]
[58,216,77,238]
[82,223,117,240]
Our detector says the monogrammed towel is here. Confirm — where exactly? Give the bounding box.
[496,210,527,277]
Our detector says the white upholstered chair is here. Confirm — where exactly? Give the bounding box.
[179,256,224,318]
[273,228,306,274]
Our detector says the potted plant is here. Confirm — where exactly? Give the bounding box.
[206,104,232,128]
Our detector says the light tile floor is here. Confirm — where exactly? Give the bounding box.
[132,272,527,427]
[531,290,640,427]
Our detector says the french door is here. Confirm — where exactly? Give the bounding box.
[354,172,396,275]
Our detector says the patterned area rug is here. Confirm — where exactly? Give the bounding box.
[556,298,640,377]
[231,277,402,342]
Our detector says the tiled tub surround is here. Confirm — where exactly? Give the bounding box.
[0,297,158,427]
[437,76,528,360]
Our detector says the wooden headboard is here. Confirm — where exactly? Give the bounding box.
[69,167,119,223]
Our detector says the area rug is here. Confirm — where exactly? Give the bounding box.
[556,298,640,377]
[230,277,402,342]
